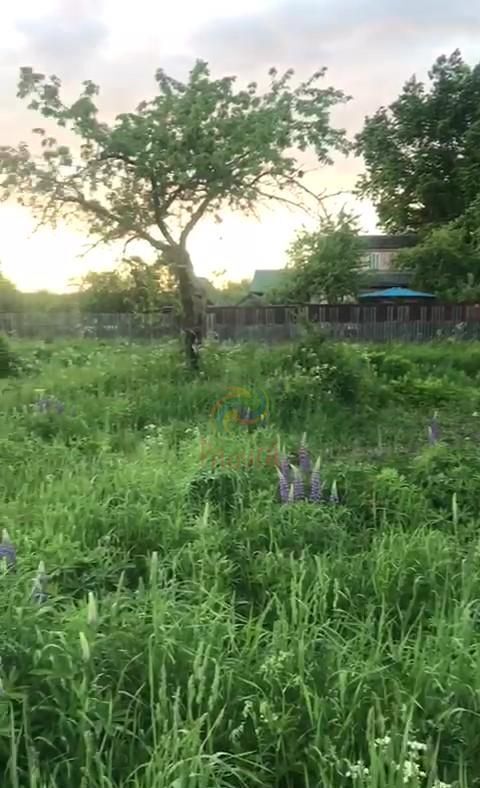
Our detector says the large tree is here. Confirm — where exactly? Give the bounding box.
[278,211,366,303]
[356,50,480,232]
[395,196,480,300]
[0,61,348,364]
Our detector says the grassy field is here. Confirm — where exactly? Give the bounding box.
[2,335,480,787]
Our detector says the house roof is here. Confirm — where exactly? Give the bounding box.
[359,287,435,299]
[360,270,413,288]
[248,264,415,297]
[250,269,287,294]
[236,292,264,306]
[361,234,417,250]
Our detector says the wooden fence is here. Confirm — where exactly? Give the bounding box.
[208,303,480,342]
[2,303,480,342]
[0,311,179,340]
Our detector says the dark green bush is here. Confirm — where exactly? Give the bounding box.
[366,350,416,380]
[285,337,370,404]
[187,465,250,517]
[0,335,19,378]
[411,443,480,514]
[388,374,463,407]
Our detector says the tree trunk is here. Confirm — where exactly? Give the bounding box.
[168,245,206,369]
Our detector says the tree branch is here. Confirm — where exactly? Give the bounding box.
[42,172,172,253]
[179,193,214,246]
[150,176,176,245]
[282,175,325,203]
[256,189,312,214]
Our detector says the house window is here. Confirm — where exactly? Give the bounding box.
[369,253,381,270]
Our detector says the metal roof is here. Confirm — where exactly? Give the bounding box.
[249,269,286,293]
[361,234,418,250]
[359,287,435,299]
[360,271,413,287]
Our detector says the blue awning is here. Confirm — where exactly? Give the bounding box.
[359,287,435,299]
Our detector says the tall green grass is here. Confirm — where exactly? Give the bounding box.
[1,337,480,787]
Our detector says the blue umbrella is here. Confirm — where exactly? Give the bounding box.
[359,287,435,299]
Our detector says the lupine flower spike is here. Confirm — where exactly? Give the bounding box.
[310,457,323,504]
[330,480,339,505]
[277,468,290,504]
[278,450,290,482]
[293,466,306,502]
[32,561,48,604]
[0,529,16,571]
[428,410,440,445]
[299,433,311,474]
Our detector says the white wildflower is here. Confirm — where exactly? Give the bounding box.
[242,700,253,719]
[375,735,392,747]
[346,761,370,778]
[408,739,427,753]
[402,759,426,784]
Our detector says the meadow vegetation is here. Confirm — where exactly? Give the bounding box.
[1,335,480,787]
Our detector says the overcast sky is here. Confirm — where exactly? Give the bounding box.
[1,0,479,291]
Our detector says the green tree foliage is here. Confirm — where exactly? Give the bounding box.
[396,220,480,301]
[278,212,366,303]
[78,257,178,312]
[356,50,480,232]
[20,290,80,312]
[0,61,347,363]
[212,278,251,305]
[0,270,20,310]
[77,270,130,313]
[0,270,80,313]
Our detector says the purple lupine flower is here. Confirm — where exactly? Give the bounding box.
[428,411,440,445]
[309,458,323,504]
[278,452,290,482]
[298,432,311,474]
[293,466,305,502]
[0,529,16,570]
[329,480,339,505]
[277,469,290,504]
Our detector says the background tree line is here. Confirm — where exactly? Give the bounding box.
[0,261,250,313]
